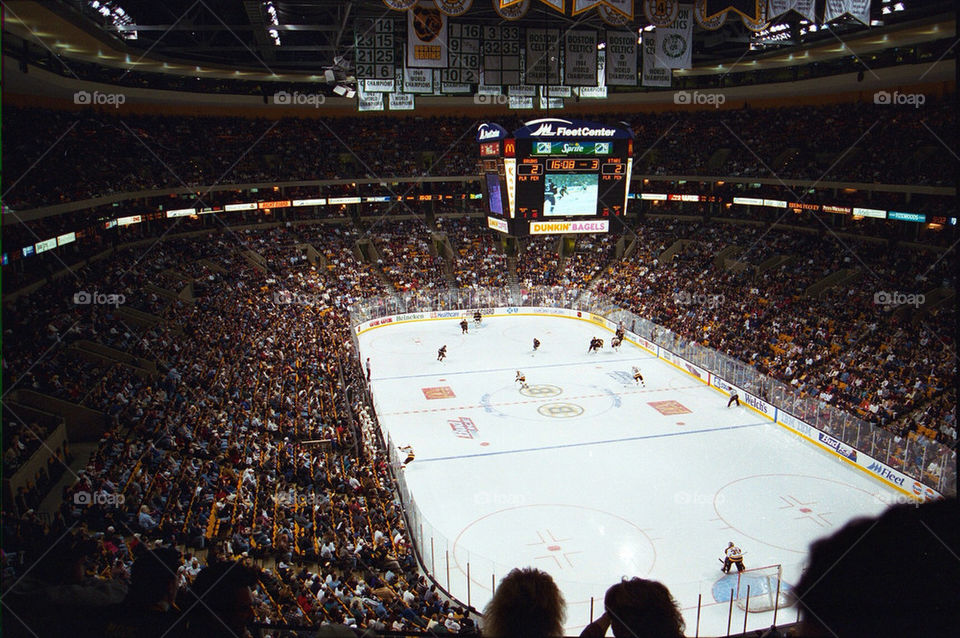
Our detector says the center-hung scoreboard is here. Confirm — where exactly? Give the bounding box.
[478,118,634,236]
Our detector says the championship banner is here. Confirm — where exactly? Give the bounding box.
[704,0,761,20]
[383,0,417,9]
[494,0,531,19]
[694,0,727,29]
[644,0,680,26]
[407,2,448,68]
[825,0,872,25]
[768,0,815,21]
[388,93,416,110]
[602,0,634,18]
[403,67,434,92]
[564,30,598,86]
[435,0,473,15]
[641,34,671,87]
[653,5,693,69]
[537,0,565,10]
[605,30,638,86]
[741,2,768,30]
[598,5,632,25]
[357,89,385,111]
[525,28,561,85]
[572,0,603,14]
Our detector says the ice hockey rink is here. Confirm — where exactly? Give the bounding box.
[358,313,906,636]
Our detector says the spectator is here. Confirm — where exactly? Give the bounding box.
[580,578,684,638]
[794,499,959,638]
[483,567,565,638]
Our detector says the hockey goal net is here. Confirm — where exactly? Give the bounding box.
[733,564,794,613]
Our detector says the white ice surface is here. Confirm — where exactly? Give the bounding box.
[359,315,901,636]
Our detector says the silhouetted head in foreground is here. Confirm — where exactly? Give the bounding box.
[483,567,565,638]
[795,498,959,638]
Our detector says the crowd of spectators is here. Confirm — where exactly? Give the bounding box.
[4,99,955,211]
[1,208,955,635]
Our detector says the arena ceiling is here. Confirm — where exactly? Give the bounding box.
[5,0,954,78]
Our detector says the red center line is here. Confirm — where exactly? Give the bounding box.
[382,385,701,416]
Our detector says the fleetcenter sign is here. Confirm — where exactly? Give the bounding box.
[529,220,609,234]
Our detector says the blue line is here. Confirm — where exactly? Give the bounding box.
[415,421,770,463]
[374,355,657,381]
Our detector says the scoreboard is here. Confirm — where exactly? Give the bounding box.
[478,118,633,235]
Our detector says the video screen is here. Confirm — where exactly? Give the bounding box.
[543,173,599,216]
[486,173,504,215]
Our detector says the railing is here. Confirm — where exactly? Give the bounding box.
[349,286,956,497]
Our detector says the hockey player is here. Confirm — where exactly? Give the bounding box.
[460,318,469,334]
[721,542,745,573]
[533,338,541,352]
[632,366,646,387]
[588,337,604,353]
[399,445,415,468]
[437,345,447,362]
[611,336,623,351]
[473,310,483,325]
[615,324,625,342]
[515,371,529,390]
[727,389,740,407]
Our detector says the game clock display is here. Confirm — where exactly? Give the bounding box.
[477,119,634,235]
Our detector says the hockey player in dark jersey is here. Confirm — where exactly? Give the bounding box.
[588,337,604,353]
[515,371,529,390]
[460,318,469,334]
[473,310,483,325]
[437,345,447,361]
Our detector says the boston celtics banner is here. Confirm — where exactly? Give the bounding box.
[406,2,448,68]
[653,5,693,69]
[564,30,598,86]
[641,34,671,87]
[605,30,638,86]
